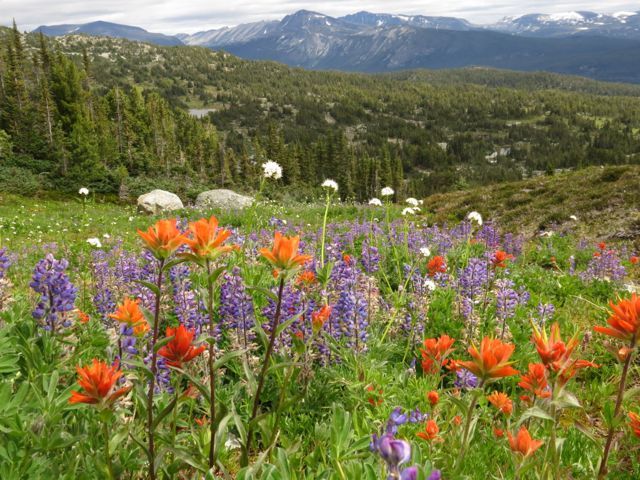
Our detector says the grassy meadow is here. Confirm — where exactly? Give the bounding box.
[0,181,639,479]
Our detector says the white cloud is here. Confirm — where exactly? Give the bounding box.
[3,1,639,34]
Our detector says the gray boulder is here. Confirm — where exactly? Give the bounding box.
[137,189,184,215]
[196,189,254,211]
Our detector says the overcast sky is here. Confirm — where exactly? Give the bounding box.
[3,1,640,34]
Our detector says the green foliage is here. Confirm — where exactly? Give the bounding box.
[2,25,640,201]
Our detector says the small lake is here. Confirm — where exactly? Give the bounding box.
[188,108,216,118]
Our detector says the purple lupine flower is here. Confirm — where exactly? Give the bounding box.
[372,434,411,474]
[408,407,428,424]
[536,303,555,326]
[144,351,172,393]
[477,223,500,249]
[454,369,479,390]
[385,407,409,435]
[361,239,380,274]
[428,470,442,480]
[399,466,418,480]
[460,296,475,322]
[580,246,626,283]
[495,279,520,322]
[169,263,207,335]
[518,286,530,306]
[458,258,493,298]
[329,258,369,352]
[503,233,524,257]
[0,247,11,278]
[91,249,116,320]
[568,255,576,276]
[219,267,255,347]
[262,285,317,350]
[30,253,78,333]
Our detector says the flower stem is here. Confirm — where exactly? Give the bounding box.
[102,419,114,479]
[242,276,286,466]
[455,381,484,471]
[597,341,635,479]
[320,193,331,268]
[146,260,164,480]
[206,260,217,470]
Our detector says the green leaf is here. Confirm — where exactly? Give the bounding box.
[177,370,211,403]
[134,279,161,297]
[518,406,554,425]
[126,359,155,380]
[153,335,175,353]
[164,258,188,271]
[248,286,278,302]
[212,349,246,371]
[553,390,582,410]
[153,394,178,430]
[208,266,227,285]
[129,432,151,462]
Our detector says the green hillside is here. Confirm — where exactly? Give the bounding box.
[1,24,640,201]
[425,164,640,243]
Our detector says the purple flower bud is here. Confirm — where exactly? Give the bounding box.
[399,466,418,480]
[377,434,411,468]
[428,470,442,480]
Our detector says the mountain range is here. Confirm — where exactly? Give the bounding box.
[34,21,182,46]
[32,9,640,82]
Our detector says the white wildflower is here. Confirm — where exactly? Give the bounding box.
[86,238,102,248]
[540,231,554,238]
[381,187,394,197]
[262,160,283,180]
[368,198,382,206]
[425,279,437,292]
[78,187,89,196]
[569,215,578,221]
[103,233,110,239]
[401,207,416,216]
[321,179,339,192]
[420,247,431,257]
[467,211,483,226]
[406,197,419,207]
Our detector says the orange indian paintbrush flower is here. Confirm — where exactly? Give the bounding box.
[457,337,519,381]
[518,363,551,399]
[508,426,543,458]
[311,305,332,332]
[491,250,514,269]
[532,322,597,386]
[629,412,640,438]
[158,324,206,368]
[531,322,579,368]
[69,359,131,406]
[427,256,446,277]
[137,218,188,260]
[487,391,513,416]
[259,232,312,272]
[109,297,149,336]
[417,419,440,441]
[184,216,238,260]
[594,293,640,347]
[419,334,456,374]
